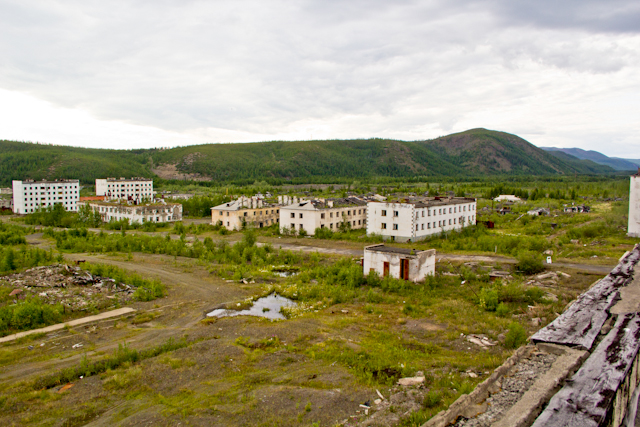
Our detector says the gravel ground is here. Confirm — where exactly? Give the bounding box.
[452,351,558,427]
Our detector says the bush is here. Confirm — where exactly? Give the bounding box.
[504,322,528,349]
[479,288,499,311]
[496,303,509,317]
[515,251,545,275]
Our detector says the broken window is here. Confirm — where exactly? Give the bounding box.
[381,223,387,229]
[381,210,387,216]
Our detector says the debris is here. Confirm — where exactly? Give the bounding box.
[374,399,382,405]
[376,389,385,400]
[466,334,497,348]
[57,383,74,393]
[72,343,83,349]
[536,272,557,280]
[398,376,425,386]
[531,317,541,326]
[9,289,23,296]
[28,345,33,350]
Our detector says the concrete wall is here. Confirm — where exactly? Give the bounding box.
[629,176,640,237]
[82,202,182,223]
[363,247,435,282]
[96,178,153,201]
[213,206,280,231]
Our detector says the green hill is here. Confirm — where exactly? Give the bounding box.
[0,129,614,186]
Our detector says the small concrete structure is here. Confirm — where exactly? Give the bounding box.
[629,171,640,237]
[493,195,522,202]
[363,244,435,282]
[527,207,550,216]
[563,204,590,213]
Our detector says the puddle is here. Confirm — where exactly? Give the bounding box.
[207,294,297,320]
[272,268,299,277]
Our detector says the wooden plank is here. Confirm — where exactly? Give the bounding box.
[531,246,640,350]
[531,313,640,427]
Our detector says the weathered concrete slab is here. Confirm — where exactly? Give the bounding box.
[610,263,640,314]
[493,344,588,427]
[531,313,640,427]
[531,246,640,350]
[0,307,136,344]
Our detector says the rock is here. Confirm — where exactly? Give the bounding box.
[374,398,382,405]
[397,376,425,386]
[558,272,571,278]
[531,317,541,326]
[536,272,557,280]
[570,239,580,244]
[544,292,558,302]
[9,289,23,296]
[543,250,553,256]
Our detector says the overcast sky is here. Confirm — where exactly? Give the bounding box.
[1,0,639,157]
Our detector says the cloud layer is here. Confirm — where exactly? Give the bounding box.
[0,0,639,156]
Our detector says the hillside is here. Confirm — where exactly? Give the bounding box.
[0,129,614,186]
[540,147,639,171]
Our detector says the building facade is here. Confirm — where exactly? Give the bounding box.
[279,197,368,235]
[212,196,281,230]
[95,178,153,202]
[629,173,640,237]
[12,180,80,214]
[366,197,477,242]
[363,244,435,282]
[79,201,182,223]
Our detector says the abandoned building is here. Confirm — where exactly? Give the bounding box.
[95,177,153,203]
[366,197,477,242]
[493,194,522,202]
[527,207,550,216]
[279,196,368,235]
[212,195,281,230]
[629,171,640,237]
[79,200,182,223]
[563,204,590,213]
[12,179,79,214]
[363,244,435,282]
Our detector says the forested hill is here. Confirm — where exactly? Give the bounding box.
[0,129,613,186]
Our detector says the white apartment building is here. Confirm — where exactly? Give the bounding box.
[12,179,80,214]
[279,197,368,235]
[629,173,640,238]
[95,178,153,202]
[366,197,477,242]
[363,244,436,282]
[79,201,182,224]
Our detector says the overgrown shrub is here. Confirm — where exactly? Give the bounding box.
[504,322,527,349]
[515,251,545,275]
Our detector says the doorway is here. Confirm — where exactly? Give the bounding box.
[399,259,409,280]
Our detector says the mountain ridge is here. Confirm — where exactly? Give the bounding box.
[0,129,615,186]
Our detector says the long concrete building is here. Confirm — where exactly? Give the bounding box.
[95,178,153,202]
[366,197,477,242]
[12,179,79,214]
[79,200,182,223]
[629,171,640,237]
[279,197,368,235]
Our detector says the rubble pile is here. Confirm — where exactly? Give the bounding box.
[0,264,135,310]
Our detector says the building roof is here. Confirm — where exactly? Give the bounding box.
[15,179,79,184]
[80,200,179,208]
[364,244,433,256]
[284,196,368,211]
[80,196,106,201]
[369,197,475,208]
[101,177,152,182]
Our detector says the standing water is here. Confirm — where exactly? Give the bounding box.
[207,294,297,320]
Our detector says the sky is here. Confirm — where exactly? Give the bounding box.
[1,0,639,157]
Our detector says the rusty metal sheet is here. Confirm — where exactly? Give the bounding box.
[531,313,640,427]
[531,247,640,350]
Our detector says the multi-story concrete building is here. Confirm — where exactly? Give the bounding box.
[366,197,477,242]
[95,178,153,202]
[212,196,281,230]
[279,197,368,235]
[12,179,80,214]
[79,200,182,223]
[363,244,436,282]
[629,171,640,237]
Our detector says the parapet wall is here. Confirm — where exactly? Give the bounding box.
[424,245,640,427]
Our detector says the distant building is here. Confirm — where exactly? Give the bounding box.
[79,200,182,223]
[527,207,550,216]
[493,195,522,202]
[95,178,153,202]
[366,197,477,242]
[12,179,79,214]
[212,195,281,231]
[363,244,435,282]
[279,196,368,235]
[629,171,640,237]
[564,205,590,213]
